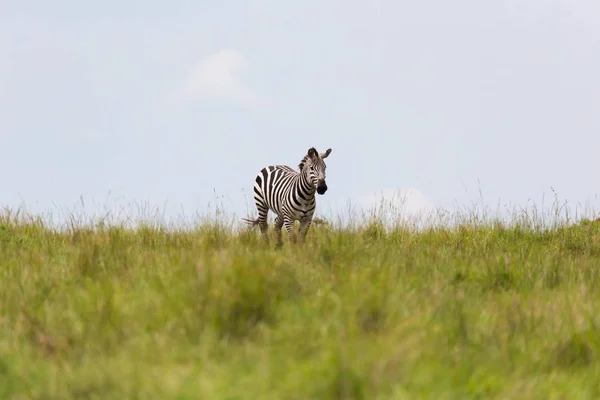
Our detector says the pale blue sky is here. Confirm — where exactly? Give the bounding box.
[2,0,600,225]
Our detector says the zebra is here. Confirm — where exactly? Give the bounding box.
[243,147,332,246]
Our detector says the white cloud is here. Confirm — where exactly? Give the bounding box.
[170,49,258,108]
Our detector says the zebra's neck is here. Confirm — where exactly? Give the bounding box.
[298,167,316,198]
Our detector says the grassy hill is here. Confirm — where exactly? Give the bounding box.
[1,207,600,399]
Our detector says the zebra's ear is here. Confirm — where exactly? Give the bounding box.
[307,147,318,159]
[320,148,332,159]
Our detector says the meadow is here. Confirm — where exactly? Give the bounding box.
[1,199,600,399]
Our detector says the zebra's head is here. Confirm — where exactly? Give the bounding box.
[303,147,332,195]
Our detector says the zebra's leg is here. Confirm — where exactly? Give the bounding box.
[283,216,298,244]
[256,201,270,244]
[274,215,284,247]
[298,218,313,245]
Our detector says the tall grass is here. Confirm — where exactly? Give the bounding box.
[1,198,600,399]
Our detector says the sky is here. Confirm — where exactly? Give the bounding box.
[1,0,600,226]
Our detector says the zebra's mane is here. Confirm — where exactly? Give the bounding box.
[298,154,312,172]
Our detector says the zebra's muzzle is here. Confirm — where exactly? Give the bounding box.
[317,180,327,195]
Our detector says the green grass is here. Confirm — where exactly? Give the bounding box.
[2,204,600,399]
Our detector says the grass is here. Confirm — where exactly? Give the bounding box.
[2,201,600,399]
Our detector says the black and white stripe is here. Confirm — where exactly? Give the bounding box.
[243,147,332,246]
